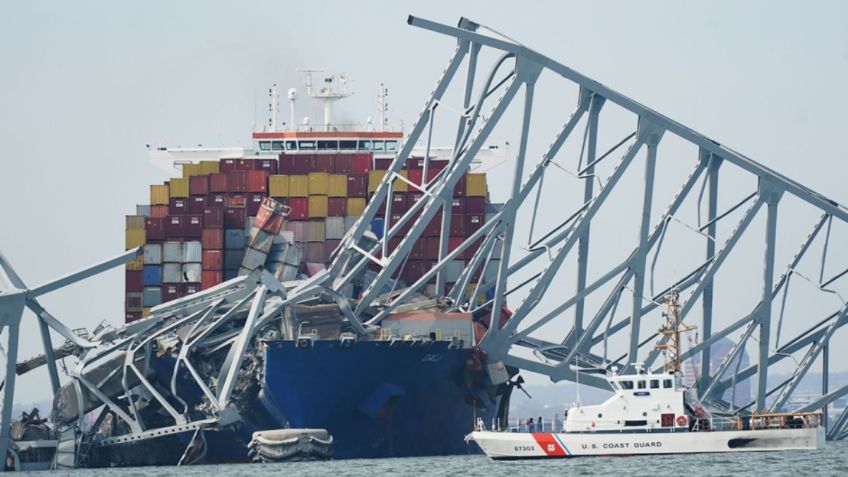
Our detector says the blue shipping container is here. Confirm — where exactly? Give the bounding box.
[370,218,385,239]
[143,265,162,286]
[224,229,246,250]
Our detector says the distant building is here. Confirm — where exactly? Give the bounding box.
[683,337,750,407]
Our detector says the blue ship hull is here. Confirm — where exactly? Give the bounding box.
[259,340,497,458]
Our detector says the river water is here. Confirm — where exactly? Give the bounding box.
[18,440,848,476]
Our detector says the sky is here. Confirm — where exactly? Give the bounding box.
[1,1,848,404]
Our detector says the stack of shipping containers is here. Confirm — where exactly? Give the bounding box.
[125,152,494,323]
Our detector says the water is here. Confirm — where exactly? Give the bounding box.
[18,441,848,476]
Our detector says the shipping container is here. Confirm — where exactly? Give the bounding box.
[145,217,165,242]
[288,197,309,220]
[143,244,163,264]
[402,260,434,283]
[240,247,267,273]
[343,216,358,232]
[202,250,223,270]
[424,212,443,237]
[352,153,372,174]
[275,264,300,281]
[306,220,326,242]
[143,287,162,307]
[346,175,367,197]
[136,204,151,217]
[308,195,328,218]
[328,174,347,197]
[375,158,393,170]
[466,173,487,197]
[465,196,485,214]
[150,205,168,219]
[391,192,408,213]
[289,175,309,197]
[255,202,286,235]
[162,242,182,263]
[150,184,169,205]
[183,215,203,238]
[169,198,188,216]
[449,213,466,235]
[201,228,224,250]
[408,191,425,208]
[181,163,202,178]
[255,158,278,175]
[126,256,144,271]
[143,265,162,286]
[425,237,441,260]
[207,193,226,209]
[370,218,385,239]
[269,175,289,197]
[170,177,190,198]
[308,172,329,195]
[125,312,142,324]
[247,170,269,193]
[209,173,228,193]
[346,198,366,217]
[368,170,385,194]
[285,221,307,242]
[327,197,346,217]
[224,249,246,270]
[201,270,223,289]
[164,216,182,239]
[226,194,246,209]
[163,263,182,283]
[203,207,224,228]
[224,208,246,228]
[219,158,239,172]
[445,260,465,283]
[189,175,209,196]
[245,193,263,215]
[125,228,145,249]
[449,197,465,214]
[247,228,275,253]
[126,292,143,312]
[223,269,238,281]
[182,263,202,282]
[200,160,220,175]
[325,217,345,240]
[333,154,353,174]
[410,238,428,260]
[125,215,146,230]
[161,283,182,303]
[407,169,424,186]
[454,174,466,197]
[312,154,334,173]
[126,270,144,292]
[184,283,201,296]
[303,242,324,263]
[183,241,202,263]
[465,214,485,234]
[227,171,247,193]
[224,229,246,250]
[323,239,341,261]
[188,196,207,214]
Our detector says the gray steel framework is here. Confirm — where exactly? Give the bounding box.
[1,15,848,469]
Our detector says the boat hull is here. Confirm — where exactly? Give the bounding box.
[468,427,826,459]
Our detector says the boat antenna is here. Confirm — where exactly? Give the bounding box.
[269,84,279,132]
[574,353,582,406]
[377,83,388,132]
[655,288,696,374]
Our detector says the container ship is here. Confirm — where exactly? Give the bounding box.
[99,74,512,464]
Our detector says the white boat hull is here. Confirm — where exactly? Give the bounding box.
[468,427,825,459]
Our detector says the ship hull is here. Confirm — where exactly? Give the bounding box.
[468,427,826,459]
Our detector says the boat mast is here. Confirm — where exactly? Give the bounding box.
[656,289,696,374]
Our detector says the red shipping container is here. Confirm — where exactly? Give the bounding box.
[465,196,485,214]
[219,158,240,172]
[238,159,258,170]
[202,270,223,289]
[125,312,141,323]
[226,194,246,208]
[454,175,467,197]
[162,283,182,302]
[224,208,246,228]
[184,283,201,296]
[328,197,347,217]
[449,197,465,214]
[125,270,143,291]
[247,170,269,193]
[347,175,367,198]
[375,158,393,170]
[207,193,226,209]
[202,250,223,269]
[203,207,223,228]
[183,215,203,238]
[312,154,334,173]
[165,216,183,239]
[402,260,434,283]
[391,192,408,213]
[188,196,207,214]
[256,208,285,235]
[169,198,188,216]
[463,237,483,260]
[255,158,278,175]
[465,214,485,234]
[333,154,353,174]
[410,238,428,260]
[247,193,264,215]
[407,169,424,186]
[390,213,412,235]
[209,173,228,193]
[278,154,295,174]
[290,154,313,174]
[448,236,464,256]
[424,212,443,237]
[288,197,309,220]
[425,237,441,260]
[150,205,169,219]
[408,191,425,208]
[323,239,342,262]
[202,228,224,249]
[449,213,466,235]
[352,153,372,174]
[227,171,247,193]
[145,217,165,242]
[189,175,209,196]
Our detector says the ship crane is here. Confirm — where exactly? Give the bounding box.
[3,15,848,470]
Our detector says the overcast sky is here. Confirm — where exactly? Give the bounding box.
[1,1,847,404]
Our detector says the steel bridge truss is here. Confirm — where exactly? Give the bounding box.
[327,16,848,437]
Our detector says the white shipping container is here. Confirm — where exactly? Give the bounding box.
[343,217,358,232]
[445,260,465,283]
[325,217,345,240]
[142,287,162,307]
[241,247,268,273]
[143,244,162,264]
[182,263,202,282]
[274,230,295,244]
[284,244,304,267]
[163,242,183,263]
[162,263,182,283]
[286,222,307,243]
[248,228,275,254]
[306,221,325,242]
[182,241,202,263]
[274,264,299,281]
[266,242,290,263]
[245,216,256,236]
